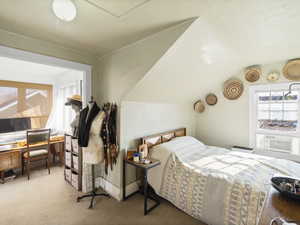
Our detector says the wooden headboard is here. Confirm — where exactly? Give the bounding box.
[140,128,186,149]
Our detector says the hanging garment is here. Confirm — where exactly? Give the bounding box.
[82,111,105,164]
[78,103,100,147]
[100,103,119,173]
[100,103,110,173]
[108,104,118,165]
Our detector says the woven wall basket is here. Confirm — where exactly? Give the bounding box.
[223,78,244,100]
[245,67,261,82]
[194,100,205,113]
[283,59,300,81]
[205,93,218,105]
[267,72,280,82]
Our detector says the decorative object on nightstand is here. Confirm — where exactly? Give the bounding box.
[267,71,280,82]
[205,93,218,106]
[64,134,82,191]
[133,153,140,162]
[283,59,300,81]
[194,100,205,113]
[126,149,137,160]
[271,175,300,201]
[223,78,244,100]
[245,66,261,82]
[138,144,148,159]
[123,158,161,215]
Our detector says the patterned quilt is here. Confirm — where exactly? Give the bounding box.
[150,136,300,225]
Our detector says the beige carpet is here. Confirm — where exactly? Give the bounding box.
[0,167,203,225]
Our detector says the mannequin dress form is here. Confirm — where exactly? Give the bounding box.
[77,98,110,209]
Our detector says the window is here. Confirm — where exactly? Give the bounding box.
[0,80,53,129]
[249,83,300,157]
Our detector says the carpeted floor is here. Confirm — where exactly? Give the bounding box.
[0,167,203,225]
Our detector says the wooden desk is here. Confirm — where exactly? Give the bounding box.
[259,187,300,225]
[0,140,64,151]
[0,139,64,183]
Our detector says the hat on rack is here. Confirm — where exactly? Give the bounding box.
[65,94,82,107]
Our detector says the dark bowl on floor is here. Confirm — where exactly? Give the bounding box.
[271,175,300,200]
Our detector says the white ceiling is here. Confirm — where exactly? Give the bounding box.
[0,0,299,61]
[0,56,82,84]
[0,0,206,57]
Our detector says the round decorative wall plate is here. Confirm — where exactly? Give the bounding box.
[267,72,280,82]
[205,93,218,105]
[245,67,261,82]
[283,59,300,81]
[194,100,205,113]
[223,78,244,100]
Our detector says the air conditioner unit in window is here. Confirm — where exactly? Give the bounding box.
[264,135,292,153]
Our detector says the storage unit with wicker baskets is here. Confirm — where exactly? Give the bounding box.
[64,134,82,191]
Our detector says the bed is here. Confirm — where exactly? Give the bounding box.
[141,128,300,225]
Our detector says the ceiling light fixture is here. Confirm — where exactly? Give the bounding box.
[52,0,77,22]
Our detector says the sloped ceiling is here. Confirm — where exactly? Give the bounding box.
[124,0,300,103]
[97,19,194,103]
[0,0,208,57]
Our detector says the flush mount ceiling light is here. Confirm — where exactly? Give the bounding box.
[52,0,77,22]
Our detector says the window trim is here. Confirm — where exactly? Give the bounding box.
[249,82,300,161]
[0,80,53,126]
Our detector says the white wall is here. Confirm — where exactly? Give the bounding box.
[196,61,291,148]
[121,101,196,148]
[120,101,196,186]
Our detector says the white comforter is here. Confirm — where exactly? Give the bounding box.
[148,136,300,225]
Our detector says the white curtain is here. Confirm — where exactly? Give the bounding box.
[46,81,81,134]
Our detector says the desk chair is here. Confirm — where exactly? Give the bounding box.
[22,129,51,180]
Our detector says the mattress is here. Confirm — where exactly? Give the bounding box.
[148,136,300,225]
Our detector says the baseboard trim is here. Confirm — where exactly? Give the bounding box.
[95,178,139,201]
[95,177,120,201]
[126,181,140,198]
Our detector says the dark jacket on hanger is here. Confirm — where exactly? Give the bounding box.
[78,103,100,147]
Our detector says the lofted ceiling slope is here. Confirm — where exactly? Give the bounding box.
[124,0,300,103]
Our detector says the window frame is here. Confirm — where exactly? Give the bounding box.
[0,80,53,127]
[249,82,300,161]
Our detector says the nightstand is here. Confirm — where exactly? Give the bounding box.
[122,158,161,215]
